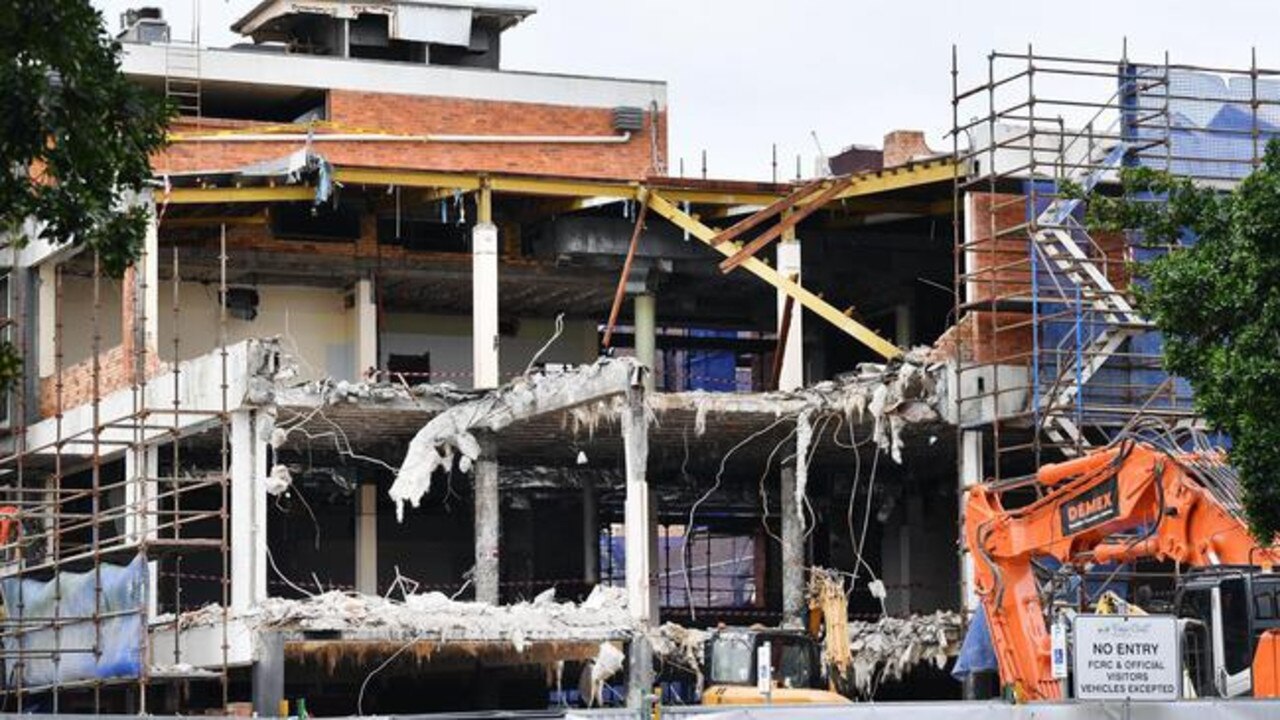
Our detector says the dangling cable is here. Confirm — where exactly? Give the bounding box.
[525,312,565,375]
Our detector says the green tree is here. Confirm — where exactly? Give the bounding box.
[1082,143,1280,539]
[0,0,172,388]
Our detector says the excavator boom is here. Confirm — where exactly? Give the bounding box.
[964,440,1280,701]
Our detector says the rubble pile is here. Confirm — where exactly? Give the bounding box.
[176,586,633,648]
[668,345,943,464]
[170,588,961,697]
[846,610,963,695]
[649,622,708,688]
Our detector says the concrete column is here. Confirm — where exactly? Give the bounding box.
[351,278,378,380]
[472,224,499,390]
[474,434,500,604]
[776,233,803,391]
[355,483,378,595]
[960,430,990,700]
[473,185,500,390]
[959,430,984,616]
[137,197,158,351]
[621,387,654,708]
[36,262,55,379]
[231,410,268,613]
[882,491,922,617]
[780,466,805,627]
[252,632,284,717]
[122,200,159,383]
[894,302,913,348]
[782,410,811,626]
[125,444,159,616]
[142,199,159,349]
[582,477,599,586]
[634,293,656,392]
[621,389,653,625]
[627,635,654,710]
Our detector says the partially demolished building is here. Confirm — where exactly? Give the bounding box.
[21,2,1268,716]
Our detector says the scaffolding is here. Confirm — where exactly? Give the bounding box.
[0,220,232,712]
[950,46,1280,479]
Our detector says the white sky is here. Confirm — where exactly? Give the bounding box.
[96,0,1280,180]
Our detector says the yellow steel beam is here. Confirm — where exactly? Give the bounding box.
[834,198,954,216]
[417,186,473,203]
[159,160,959,211]
[700,204,768,220]
[336,167,786,204]
[488,175,637,199]
[162,186,316,204]
[832,160,959,201]
[477,178,493,224]
[654,187,784,206]
[161,213,268,228]
[336,167,483,191]
[646,191,902,360]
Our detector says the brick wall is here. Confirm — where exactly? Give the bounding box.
[955,192,1129,365]
[38,345,164,418]
[882,130,933,168]
[38,266,164,418]
[155,91,666,180]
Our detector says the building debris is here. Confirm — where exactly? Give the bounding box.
[580,641,626,707]
[385,345,944,522]
[167,584,958,698]
[391,358,640,520]
[254,585,630,646]
[653,346,943,463]
[649,622,708,690]
[809,568,853,681]
[846,610,963,695]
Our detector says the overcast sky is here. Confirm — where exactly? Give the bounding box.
[96,0,1280,180]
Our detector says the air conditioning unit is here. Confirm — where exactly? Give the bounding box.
[612,106,646,132]
[118,7,170,44]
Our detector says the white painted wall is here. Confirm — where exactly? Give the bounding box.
[121,43,667,110]
[155,282,355,382]
[57,275,124,371]
[121,281,602,386]
[382,312,598,388]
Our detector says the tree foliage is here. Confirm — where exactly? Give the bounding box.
[1083,143,1280,539]
[0,0,172,389]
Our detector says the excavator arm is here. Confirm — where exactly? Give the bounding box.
[964,440,1279,701]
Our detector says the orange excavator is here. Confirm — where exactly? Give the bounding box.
[964,438,1280,701]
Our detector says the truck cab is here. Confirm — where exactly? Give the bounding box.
[1175,568,1280,697]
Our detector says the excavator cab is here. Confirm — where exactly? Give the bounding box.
[700,627,847,705]
[1175,569,1280,698]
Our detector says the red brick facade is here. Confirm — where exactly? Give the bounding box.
[956,192,1129,365]
[156,90,666,180]
[38,266,163,418]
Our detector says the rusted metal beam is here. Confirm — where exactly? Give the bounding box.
[709,178,826,247]
[601,190,649,349]
[770,287,797,391]
[718,177,853,274]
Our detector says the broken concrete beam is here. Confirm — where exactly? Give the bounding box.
[391,358,641,520]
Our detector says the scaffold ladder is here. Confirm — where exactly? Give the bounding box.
[1032,141,1146,453]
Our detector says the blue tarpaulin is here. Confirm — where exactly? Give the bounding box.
[0,554,147,687]
[951,559,1129,681]
[951,605,998,680]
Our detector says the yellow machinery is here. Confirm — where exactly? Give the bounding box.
[699,626,849,705]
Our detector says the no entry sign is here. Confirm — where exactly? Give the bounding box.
[1073,614,1181,700]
